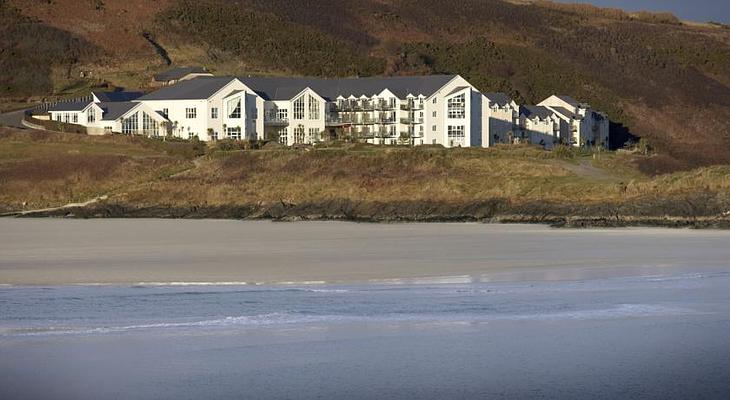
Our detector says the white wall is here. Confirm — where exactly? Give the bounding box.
[482,101,518,147]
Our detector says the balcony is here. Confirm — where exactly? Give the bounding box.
[264,118,289,126]
[359,127,372,138]
[325,115,346,126]
[361,115,376,125]
[400,116,423,124]
[378,115,396,124]
[375,102,394,111]
[400,102,424,111]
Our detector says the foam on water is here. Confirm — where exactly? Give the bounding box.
[2,303,703,338]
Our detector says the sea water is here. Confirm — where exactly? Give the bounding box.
[2,272,730,399]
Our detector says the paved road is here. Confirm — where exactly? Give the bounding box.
[0,109,28,128]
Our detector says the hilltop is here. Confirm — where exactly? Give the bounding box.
[1,0,730,173]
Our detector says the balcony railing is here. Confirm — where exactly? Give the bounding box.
[325,115,346,126]
[264,118,289,126]
[400,102,424,111]
[376,102,395,111]
[400,116,424,124]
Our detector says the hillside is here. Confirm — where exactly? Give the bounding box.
[2,128,729,227]
[2,0,730,172]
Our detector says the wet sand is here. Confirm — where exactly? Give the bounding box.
[2,219,730,285]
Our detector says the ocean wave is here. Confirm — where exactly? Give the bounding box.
[134,282,252,287]
[2,303,702,337]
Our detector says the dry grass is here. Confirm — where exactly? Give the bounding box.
[0,128,193,211]
[118,145,647,206]
[3,130,729,214]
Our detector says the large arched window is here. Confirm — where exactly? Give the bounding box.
[447,93,465,119]
[227,98,241,119]
[308,95,319,120]
[122,113,138,134]
[293,96,305,120]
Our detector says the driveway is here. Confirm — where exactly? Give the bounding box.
[0,109,29,128]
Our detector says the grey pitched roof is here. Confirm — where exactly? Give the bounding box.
[521,106,556,120]
[549,106,577,119]
[138,77,236,101]
[554,95,579,106]
[93,91,144,102]
[224,89,244,98]
[483,92,512,107]
[98,102,139,121]
[446,86,470,96]
[238,75,458,101]
[153,66,208,82]
[48,101,92,112]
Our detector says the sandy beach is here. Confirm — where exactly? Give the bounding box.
[2,219,730,285]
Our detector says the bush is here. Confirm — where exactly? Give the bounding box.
[211,139,264,152]
[25,115,87,134]
[552,145,579,159]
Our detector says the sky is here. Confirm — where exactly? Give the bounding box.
[557,0,730,23]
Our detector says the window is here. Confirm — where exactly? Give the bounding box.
[278,127,288,145]
[142,112,158,137]
[308,128,319,142]
[293,126,305,144]
[432,111,437,118]
[433,98,437,104]
[72,113,78,124]
[186,108,197,119]
[104,126,112,133]
[122,112,138,135]
[162,108,169,117]
[447,94,465,119]
[447,125,465,147]
[210,131,218,141]
[188,131,197,140]
[432,125,436,131]
[227,98,241,119]
[64,113,70,123]
[226,127,241,140]
[389,97,396,108]
[277,108,288,121]
[55,114,61,122]
[293,96,305,120]
[211,107,218,119]
[87,108,95,123]
[308,95,319,119]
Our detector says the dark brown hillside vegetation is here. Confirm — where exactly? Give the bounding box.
[0,1,100,97]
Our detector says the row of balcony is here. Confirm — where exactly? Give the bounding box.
[347,128,424,138]
[336,101,394,112]
[265,115,425,126]
[334,100,425,112]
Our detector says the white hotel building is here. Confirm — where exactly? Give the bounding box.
[47,74,609,149]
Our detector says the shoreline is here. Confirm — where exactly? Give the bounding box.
[5,200,730,229]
